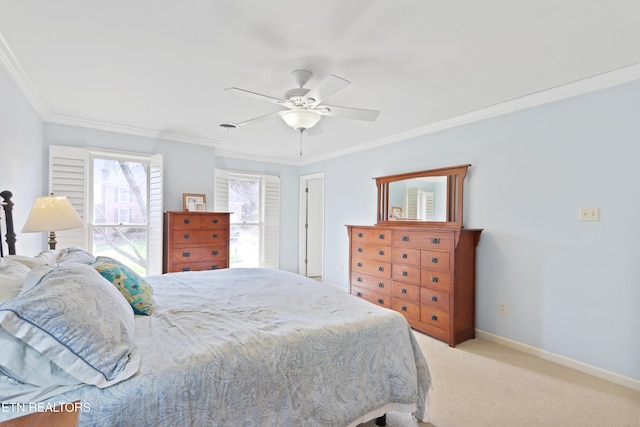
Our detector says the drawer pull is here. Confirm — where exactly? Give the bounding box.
[401,288,407,294]
[213,219,218,224]
[356,291,363,297]
[401,306,407,311]
[211,250,219,256]
[378,282,384,288]
[431,314,438,321]
[211,265,219,270]
[357,262,363,267]
[431,238,440,244]
[357,247,363,252]
[402,271,408,276]
[183,233,190,239]
[377,298,384,304]
[402,253,408,259]
[378,233,385,240]
[182,267,191,271]
[212,233,219,238]
[378,250,385,256]
[357,232,363,238]
[431,276,439,283]
[182,252,190,258]
[378,266,384,272]
[183,219,190,224]
[356,277,363,282]
[431,295,438,302]
[431,257,439,264]
[402,235,409,242]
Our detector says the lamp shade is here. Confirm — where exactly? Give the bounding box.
[279,108,321,131]
[22,195,84,233]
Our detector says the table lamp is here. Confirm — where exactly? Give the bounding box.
[22,194,84,250]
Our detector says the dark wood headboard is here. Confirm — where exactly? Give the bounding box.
[0,190,16,256]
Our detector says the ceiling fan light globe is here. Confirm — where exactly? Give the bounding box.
[280,109,321,131]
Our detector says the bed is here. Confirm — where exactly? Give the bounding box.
[0,191,431,426]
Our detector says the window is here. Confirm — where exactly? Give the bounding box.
[214,169,279,269]
[49,145,163,275]
[117,186,130,202]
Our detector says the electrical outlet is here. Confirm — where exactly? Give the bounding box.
[579,207,599,221]
[498,302,507,315]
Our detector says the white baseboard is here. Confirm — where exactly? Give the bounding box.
[476,329,640,392]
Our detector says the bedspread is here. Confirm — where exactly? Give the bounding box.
[9,268,431,426]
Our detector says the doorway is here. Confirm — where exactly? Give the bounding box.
[299,173,324,281]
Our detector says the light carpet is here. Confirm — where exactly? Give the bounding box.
[359,331,640,427]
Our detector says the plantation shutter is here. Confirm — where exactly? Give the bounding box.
[147,153,164,275]
[214,169,229,211]
[48,145,89,249]
[261,174,280,269]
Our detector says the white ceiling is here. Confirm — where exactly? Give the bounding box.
[1,1,639,164]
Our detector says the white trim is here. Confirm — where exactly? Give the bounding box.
[215,148,300,166]
[300,62,640,165]
[2,24,639,165]
[476,329,640,392]
[0,31,50,118]
[299,173,325,277]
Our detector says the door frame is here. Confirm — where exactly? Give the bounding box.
[299,172,325,277]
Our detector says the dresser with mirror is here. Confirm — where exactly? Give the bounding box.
[346,164,482,347]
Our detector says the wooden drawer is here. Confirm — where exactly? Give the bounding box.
[351,228,391,245]
[351,272,391,296]
[392,281,420,302]
[421,250,451,271]
[352,257,391,278]
[171,246,227,264]
[421,306,450,330]
[391,247,420,265]
[171,229,228,246]
[391,263,421,285]
[351,286,390,308]
[351,242,391,262]
[421,268,452,289]
[171,260,228,272]
[421,287,450,311]
[392,231,453,250]
[170,214,228,230]
[391,298,421,322]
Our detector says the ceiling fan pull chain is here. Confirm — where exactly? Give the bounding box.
[299,129,304,156]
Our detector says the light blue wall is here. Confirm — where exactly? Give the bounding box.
[43,123,217,213]
[301,80,640,381]
[0,65,45,255]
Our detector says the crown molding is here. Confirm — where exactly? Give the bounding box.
[2,26,638,162]
[46,113,220,147]
[0,31,50,118]
[300,62,640,166]
[214,148,301,166]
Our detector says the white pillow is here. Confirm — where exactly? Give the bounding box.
[0,263,140,388]
[0,259,31,303]
[3,250,61,269]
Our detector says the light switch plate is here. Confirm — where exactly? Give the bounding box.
[579,207,599,221]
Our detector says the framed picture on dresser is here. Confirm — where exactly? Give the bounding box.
[182,193,206,212]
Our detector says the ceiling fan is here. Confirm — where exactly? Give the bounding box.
[221,69,380,139]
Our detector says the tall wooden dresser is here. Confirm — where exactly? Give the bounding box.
[163,211,230,273]
[347,164,481,347]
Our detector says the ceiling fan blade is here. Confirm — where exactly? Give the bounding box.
[303,74,350,106]
[321,105,380,121]
[235,111,282,127]
[225,87,289,106]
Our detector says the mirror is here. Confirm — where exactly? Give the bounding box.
[374,164,470,228]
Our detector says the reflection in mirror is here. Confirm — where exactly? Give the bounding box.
[388,176,447,221]
[375,164,470,228]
